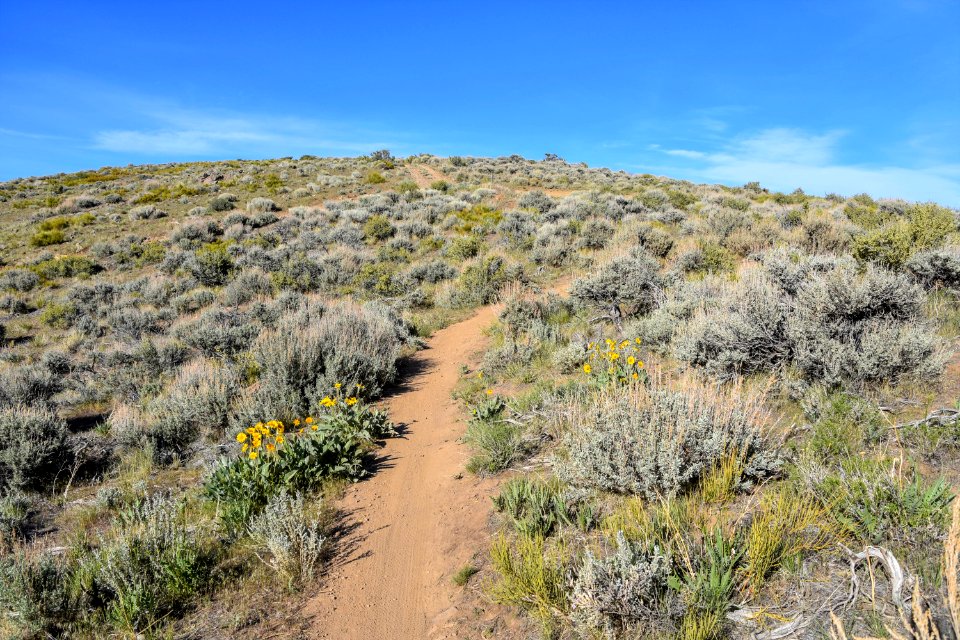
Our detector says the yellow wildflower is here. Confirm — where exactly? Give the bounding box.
[632,372,639,380]
[275,434,284,445]
[334,382,342,389]
[486,388,494,396]
[305,416,314,424]
[293,418,300,426]
[249,451,259,460]
[637,360,644,368]
[311,424,319,431]
[236,432,247,443]
[635,338,642,345]
[583,363,592,374]
[266,443,276,453]
[241,443,249,452]
[346,397,358,406]
[627,356,636,366]
[609,352,620,361]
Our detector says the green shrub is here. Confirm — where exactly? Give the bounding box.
[852,203,957,268]
[190,241,234,286]
[29,229,66,246]
[444,255,515,308]
[446,235,484,260]
[362,214,395,242]
[430,180,450,192]
[247,492,327,589]
[0,405,72,491]
[0,552,80,637]
[40,300,77,328]
[490,534,568,634]
[465,394,527,473]
[364,171,386,184]
[30,255,100,280]
[809,459,952,545]
[805,391,884,458]
[493,477,569,538]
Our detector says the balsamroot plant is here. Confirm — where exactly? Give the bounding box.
[557,375,778,499]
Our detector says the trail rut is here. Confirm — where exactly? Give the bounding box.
[304,305,501,639]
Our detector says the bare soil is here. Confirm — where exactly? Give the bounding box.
[303,304,505,639]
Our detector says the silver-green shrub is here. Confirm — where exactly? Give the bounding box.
[571,532,672,637]
[247,492,326,588]
[0,405,72,491]
[557,377,775,499]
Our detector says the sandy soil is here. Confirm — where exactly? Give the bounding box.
[303,304,504,640]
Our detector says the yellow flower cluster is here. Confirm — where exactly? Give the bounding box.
[235,416,317,460]
[583,337,645,384]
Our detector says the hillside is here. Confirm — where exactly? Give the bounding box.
[1,153,959,639]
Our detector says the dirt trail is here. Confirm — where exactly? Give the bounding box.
[304,304,502,640]
[406,163,449,189]
[405,164,434,189]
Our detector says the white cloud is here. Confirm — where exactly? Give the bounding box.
[656,127,960,205]
[92,106,398,157]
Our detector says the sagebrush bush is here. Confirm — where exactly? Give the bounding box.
[144,359,237,459]
[90,493,218,632]
[246,197,279,213]
[0,551,79,637]
[175,308,259,358]
[570,532,672,637]
[571,253,664,323]
[247,492,327,589]
[673,270,791,380]
[240,302,400,424]
[557,376,778,499]
[906,246,960,289]
[787,264,945,386]
[0,405,72,491]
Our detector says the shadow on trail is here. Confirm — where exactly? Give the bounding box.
[379,350,435,399]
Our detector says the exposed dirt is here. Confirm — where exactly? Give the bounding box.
[405,164,434,189]
[303,304,506,640]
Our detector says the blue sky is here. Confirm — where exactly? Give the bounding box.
[1,1,958,204]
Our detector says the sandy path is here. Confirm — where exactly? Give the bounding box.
[304,304,502,640]
[406,164,434,189]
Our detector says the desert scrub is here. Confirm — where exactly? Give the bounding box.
[570,532,673,637]
[557,374,779,499]
[571,252,664,326]
[86,492,219,633]
[241,303,402,422]
[0,404,73,491]
[247,492,328,589]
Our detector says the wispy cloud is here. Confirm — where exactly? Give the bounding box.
[653,126,960,205]
[93,107,399,157]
